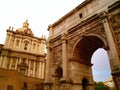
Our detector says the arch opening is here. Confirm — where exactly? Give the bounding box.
[73,36,111,87]
[91,48,111,82]
[82,78,88,90]
[55,67,63,79]
[53,67,63,89]
[73,36,105,65]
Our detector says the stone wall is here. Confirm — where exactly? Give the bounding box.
[0,68,44,90]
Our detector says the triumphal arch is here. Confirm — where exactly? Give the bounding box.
[44,0,120,90]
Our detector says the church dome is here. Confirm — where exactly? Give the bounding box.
[16,20,34,36]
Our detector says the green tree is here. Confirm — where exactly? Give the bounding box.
[95,82,109,90]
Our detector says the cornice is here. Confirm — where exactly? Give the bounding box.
[68,14,99,34]
[49,35,61,43]
[1,48,46,58]
[108,0,120,12]
[7,30,46,41]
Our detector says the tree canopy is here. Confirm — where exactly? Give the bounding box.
[95,82,109,90]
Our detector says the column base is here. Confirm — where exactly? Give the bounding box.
[60,77,72,84]
[112,65,120,90]
[44,81,53,90]
[59,78,72,90]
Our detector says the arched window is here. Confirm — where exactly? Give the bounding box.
[55,67,63,79]
[16,40,20,46]
[24,43,28,50]
[18,58,28,75]
[24,40,29,50]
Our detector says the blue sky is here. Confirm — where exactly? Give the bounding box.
[91,48,111,82]
[0,0,111,82]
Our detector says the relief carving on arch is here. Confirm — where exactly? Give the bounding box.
[52,45,62,65]
[68,24,105,46]
[110,13,120,30]
[85,24,105,34]
[110,13,120,53]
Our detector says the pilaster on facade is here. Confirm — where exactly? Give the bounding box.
[28,60,31,76]
[48,24,54,39]
[4,31,13,48]
[41,62,45,79]
[9,57,12,69]
[32,61,36,77]
[2,56,7,69]
[0,55,3,68]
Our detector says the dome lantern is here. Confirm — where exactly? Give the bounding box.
[16,20,34,36]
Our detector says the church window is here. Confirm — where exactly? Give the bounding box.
[24,43,28,50]
[16,40,20,46]
[19,58,27,75]
[24,40,29,50]
[7,85,13,90]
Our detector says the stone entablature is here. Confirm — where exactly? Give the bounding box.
[48,0,117,38]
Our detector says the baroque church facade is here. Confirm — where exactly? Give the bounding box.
[0,20,46,90]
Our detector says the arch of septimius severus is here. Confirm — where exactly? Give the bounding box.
[44,0,120,90]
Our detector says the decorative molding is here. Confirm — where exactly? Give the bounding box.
[108,0,120,12]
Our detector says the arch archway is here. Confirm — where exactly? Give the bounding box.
[82,78,88,90]
[72,35,110,89]
[53,67,63,90]
[91,48,111,82]
[73,36,106,65]
[55,67,63,79]
[44,1,120,89]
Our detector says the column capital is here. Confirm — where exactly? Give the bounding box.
[47,24,53,31]
[61,33,67,41]
[46,43,52,51]
[99,11,113,23]
[99,11,108,20]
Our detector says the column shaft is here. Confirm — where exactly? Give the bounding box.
[33,61,36,77]
[0,56,3,67]
[45,42,51,82]
[102,12,120,67]
[15,58,18,70]
[62,34,68,79]
[101,12,120,90]
[42,62,45,79]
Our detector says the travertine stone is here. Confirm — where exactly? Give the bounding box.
[45,0,120,90]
